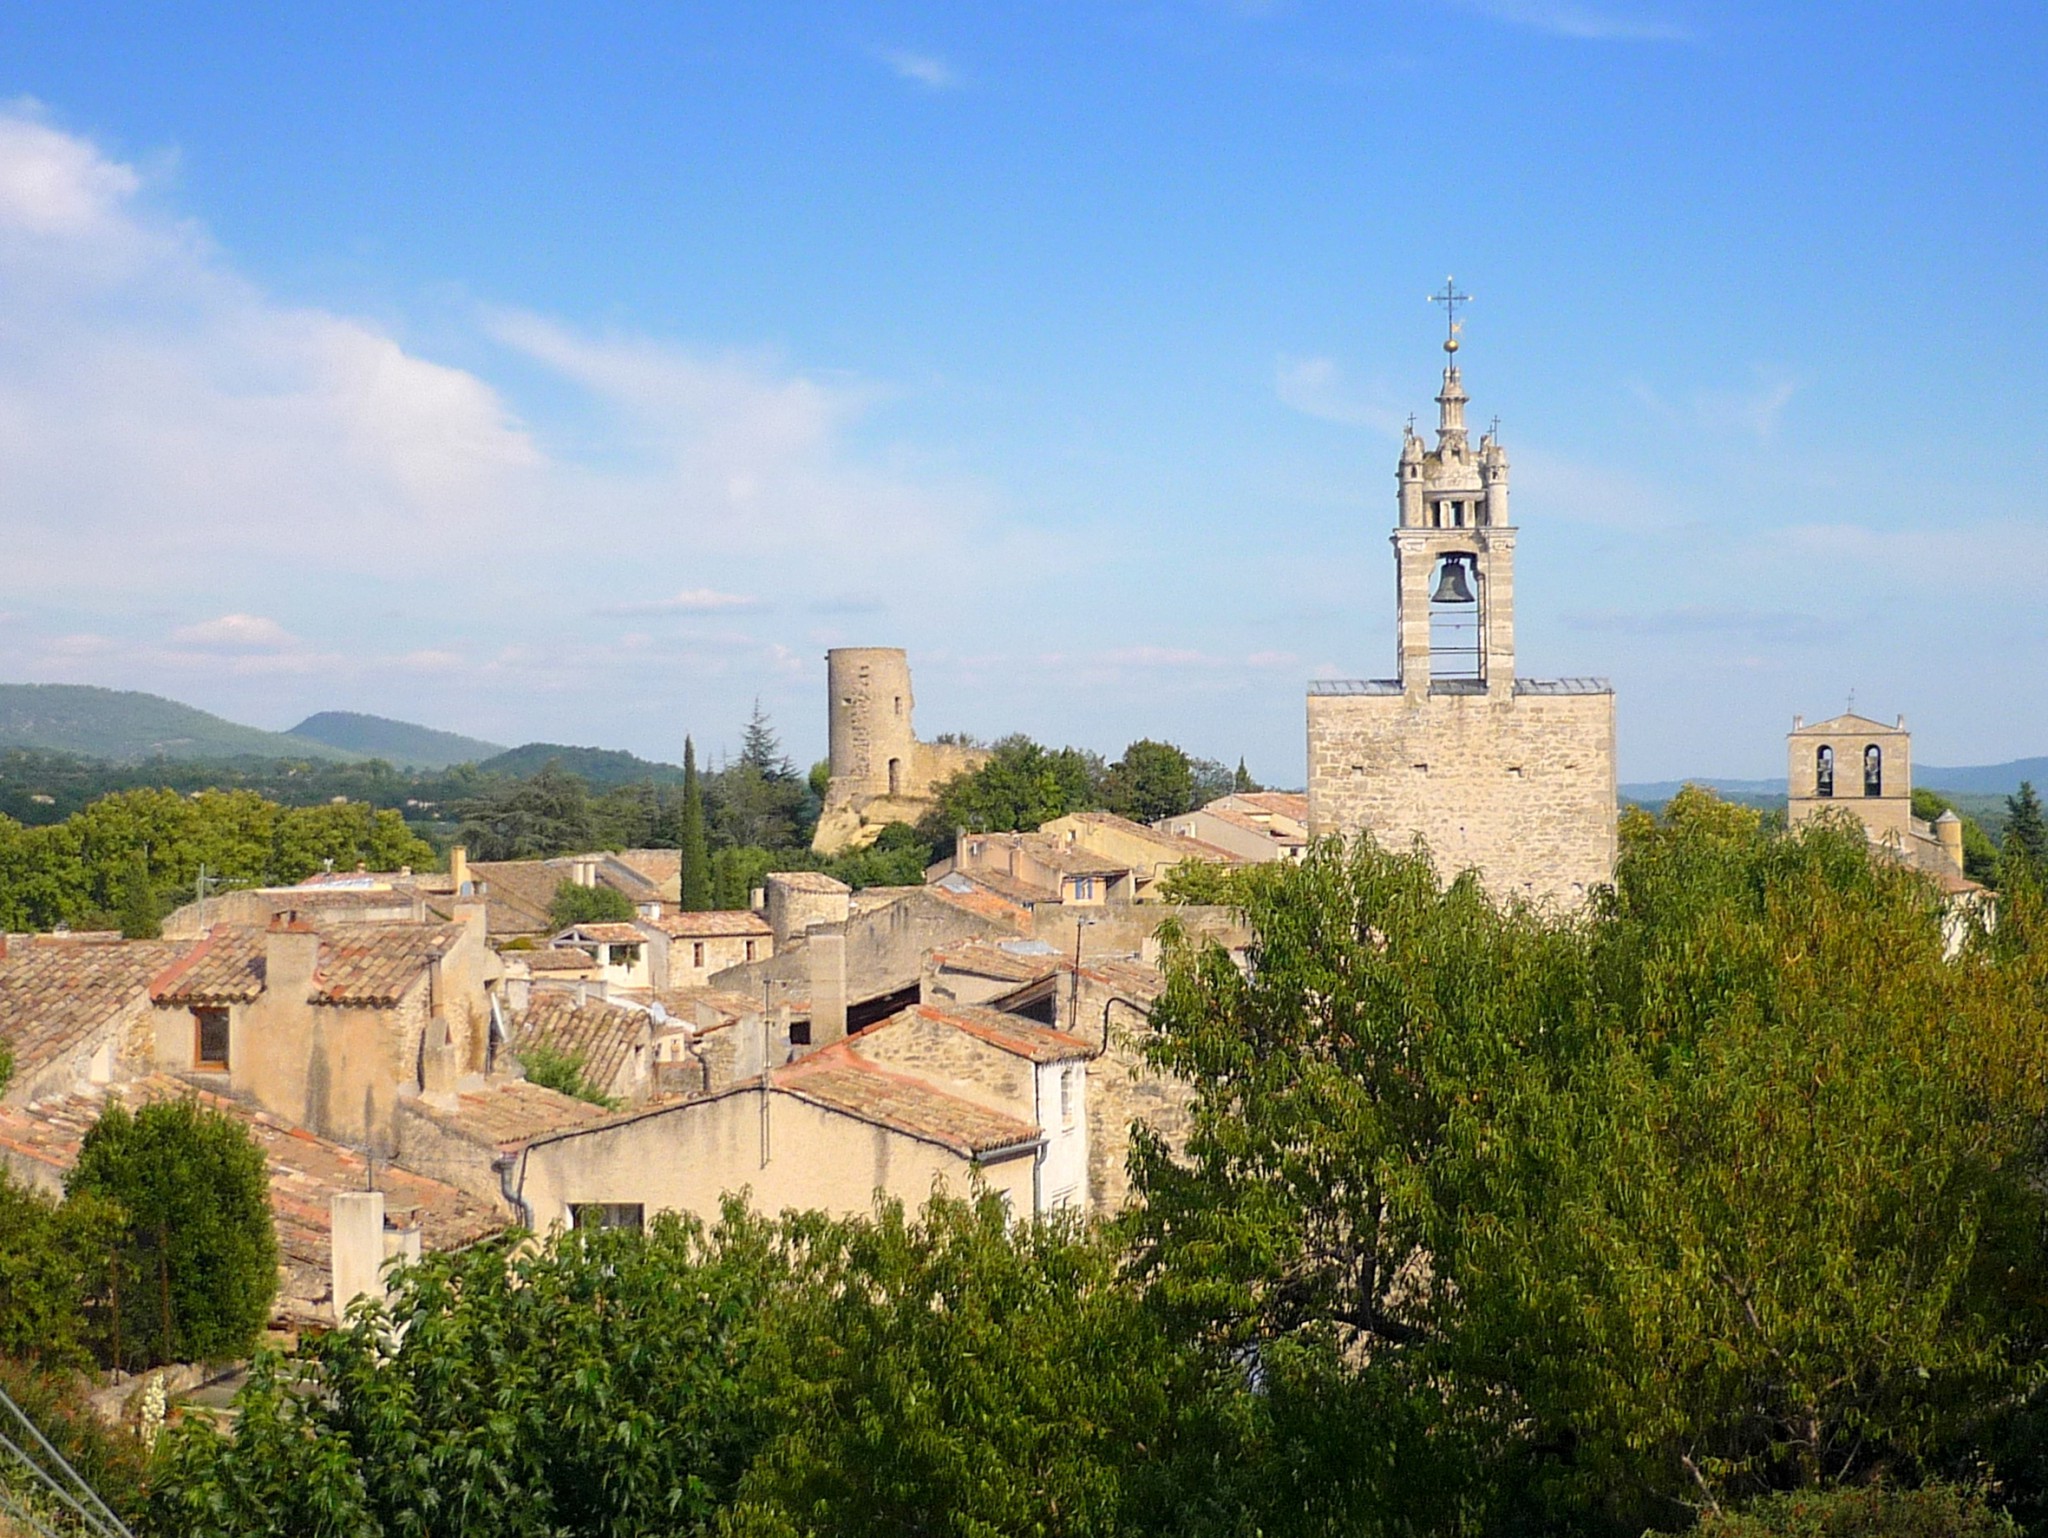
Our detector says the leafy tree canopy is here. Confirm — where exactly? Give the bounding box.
[67,1098,278,1370]
[547,880,637,930]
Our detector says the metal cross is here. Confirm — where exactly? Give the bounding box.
[1428,277,1472,346]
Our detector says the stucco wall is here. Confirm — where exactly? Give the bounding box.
[1306,688,1616,907]
[512,1086,1035,1231]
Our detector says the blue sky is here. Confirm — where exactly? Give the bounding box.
[0,2,2043,781]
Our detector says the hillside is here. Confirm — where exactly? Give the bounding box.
[1918,758,2048,795]
[288,710,504,769]
[476,742,686,787]
[0,684,359,763]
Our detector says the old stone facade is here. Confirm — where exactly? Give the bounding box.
[1787,711,1914,846]
[1306,341,1616,907]
[812,647,988,854]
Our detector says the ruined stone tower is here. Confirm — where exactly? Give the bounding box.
[1305,321,1617,906]
[812,648,989,855]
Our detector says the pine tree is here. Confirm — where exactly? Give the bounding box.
[2004,780,2047,876]
[680,736,712,912]
[1233,758,1259,794]
[739,701,793,780]
[115,851,161,940]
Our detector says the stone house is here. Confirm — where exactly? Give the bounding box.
[548,922,652,991]
[0,934,189,1104]
[943,831,1138,906]
[499,998,1091,1231]
[1155,792,1311,864]
[1036,812,1237,898]
[148,907,500,1148]
[636,909,774,990]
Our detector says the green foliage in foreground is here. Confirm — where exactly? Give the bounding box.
[1695,1483,2019,1536]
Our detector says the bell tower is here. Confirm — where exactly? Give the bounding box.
[1394,281,1514,698]
[1304,280,1616,909]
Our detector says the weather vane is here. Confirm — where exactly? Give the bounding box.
[1428,276,1472,354]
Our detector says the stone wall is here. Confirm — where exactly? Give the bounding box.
[850,1012,1034,1120]
[1306,686,1616,908]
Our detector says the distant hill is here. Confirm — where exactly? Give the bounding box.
[0,684,360,763]
[288,711,504,770]
[1620,777,1787,805]
[476,742,686,787]
[1917,758,2048,795]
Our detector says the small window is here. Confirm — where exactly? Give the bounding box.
[1815,745,1834,798]
[1071,877,1094,901]
[1060,1066,1078,1129]
[1864,744,1882,797]
[569,1202,644,1233]
[194,1008,230,1070]
[894,695,903,717]
[744,939,757,962]
[888,757,902,796]
[692,942,706,968]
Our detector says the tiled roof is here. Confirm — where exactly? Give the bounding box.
[1232,792,1308,821]
[505,947,604,973]
[1076,957,1167,1004]
[552,923,646,945]
[929,941,1064,986]
[0,938,190,1083]
[1200,803,1307,843]
[0,1077,501,1325]
[767,871,851,894]
[941,867,1056,906]
[465,861,568,935]
[849,886,923,918]
[774,1045,1042,1158]
[655,987,762,1032]
[643,910,773,939]
[152,923,465,1008]
[413,1078,609,1150]
[903,1002,1094,1063]
[509,996,649,1094]
[929,877,1035,928]
[609,849,682,892]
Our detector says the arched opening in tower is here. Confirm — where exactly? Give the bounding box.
[1427,553,1484,684]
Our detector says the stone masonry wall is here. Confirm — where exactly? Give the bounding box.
[849,1012,1034,1121]
[1307,689,1616,907]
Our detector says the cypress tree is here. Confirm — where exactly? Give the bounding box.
[115,851,161,940]
[680,736,712,911]
[2005,780,2047,877]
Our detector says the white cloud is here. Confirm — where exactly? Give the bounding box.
[876,48,962,90]
[1630,368,1801,440]
[0,107,140,236]
[1452,0,1695,42]
[599,588,761,616]
[1274,355,1406,433]
[168,613,299,652]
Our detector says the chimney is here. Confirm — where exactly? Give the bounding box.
[452,894,488,943]
[330,1190,387,1320]
[450,845,471,893]
[265,911,320,1001]
[575,858,597,889]
[808,929,848,1046]
[1935,811,1965,875]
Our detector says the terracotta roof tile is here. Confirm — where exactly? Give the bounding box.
[767,871,851,895]
[643,910,773,939]
[928,940,1064,986]
[416,1078,610,1149]
[774,1045,1042,1157]
[902,1002,1094,1063]
[152,923,465,1008]
[551,922,646,945]
[0,938,190,1082]
[509,997,649,1095]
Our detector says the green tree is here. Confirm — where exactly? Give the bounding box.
[681,736,713,911]
[547,880,636,930]
[1133,792,2048,1529]
[516,1043,619,1109]
[1232,757,1259,793]
[919,734,1101,843]
[1697,1482,2019,1536]
[0,1171,125,1369]
[821,821,931,890]
[2003,780,2046,877]
[114,849,161,938]
[1100,738,1199,823]
[67,1099,278,1370]
[732,1194,1234,1538]
[456,762,597,860]
[147,1206,792,1538]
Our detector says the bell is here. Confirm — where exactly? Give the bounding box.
[1430,556,1476,604]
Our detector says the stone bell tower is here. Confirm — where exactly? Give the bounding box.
[1306,285,1616,907]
